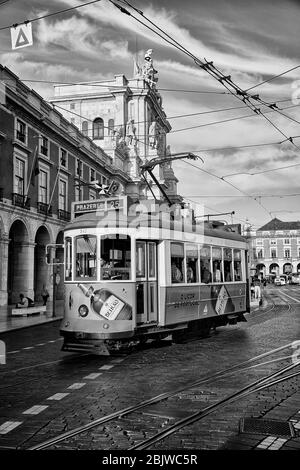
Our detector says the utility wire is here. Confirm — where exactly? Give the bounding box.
[245,64,300,92]
[182,159,273,218]
[114,0,300,153]
[0,0,103,31]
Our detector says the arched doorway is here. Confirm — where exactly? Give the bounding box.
[55,231,64,300]
[283,263,292,275]
[256,263,266,278]
[269,263,279,276]
[8,220,30,304]
[34,226,50,302]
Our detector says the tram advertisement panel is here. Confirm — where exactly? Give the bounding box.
[165,284,246,323]
[65,283,134,321]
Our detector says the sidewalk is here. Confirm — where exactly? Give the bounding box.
[0,300,63,333]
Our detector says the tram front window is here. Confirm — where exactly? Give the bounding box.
[101,235,131,280]
[234,249,242,281]
[75,235,97,280]
[65,237,72,281]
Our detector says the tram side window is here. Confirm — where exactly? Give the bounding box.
[101,235,131,280]
[186,244,198,283]
[75,235,97,280]
[212,246,223,283]
[65,237,72,281]
[171,243,184,283]
[223,248,233,282]
[200,245,212,284]
[234,249,242,281]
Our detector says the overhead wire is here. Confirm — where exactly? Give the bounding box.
[0,0,103,31]
[114,0,300,154]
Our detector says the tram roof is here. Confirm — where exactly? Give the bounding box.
[64,212,246,243]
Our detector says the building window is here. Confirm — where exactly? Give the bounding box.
[16,119,26,143]
[76,159,82,177]
[298,247,300,258]
[75,186,82,202]
[284,249,290,258]
[90,168,95,182]
[14,157,25,195]
[89,190,96,200]
[284,238,291,245]
[270,239,277,245]
[39,169,48,203]
[82,121,88,137]
[108,118,114,137]
[59,179,67,211]
[256,239,263,245]
[59,148,67,168]
[40,136,49,157]
[93,117,104,140]
[270,248,277,258]
[257,248,264,259]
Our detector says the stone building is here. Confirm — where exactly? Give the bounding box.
[50,49,181,204]
[0,65,130,307]
[0,52,182,309]
[246,218,300,278]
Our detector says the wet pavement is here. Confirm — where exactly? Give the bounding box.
[0,285,299,453]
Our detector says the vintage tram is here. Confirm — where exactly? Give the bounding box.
[60,196,250,354]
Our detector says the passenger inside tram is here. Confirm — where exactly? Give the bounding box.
[200,260,212,284]
[213,260,222,283]
[171,261,183,283]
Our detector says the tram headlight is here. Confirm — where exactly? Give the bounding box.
[103,323,110,329]
[78,304,89,317]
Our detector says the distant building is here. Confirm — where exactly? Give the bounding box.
[246,218,300,278]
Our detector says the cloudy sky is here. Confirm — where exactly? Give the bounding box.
[1,0,300,229]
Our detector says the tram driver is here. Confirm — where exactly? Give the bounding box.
[100,256,111,279]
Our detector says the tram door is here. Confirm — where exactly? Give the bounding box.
[136,241,158,324]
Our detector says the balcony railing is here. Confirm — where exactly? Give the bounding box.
[58,209,71,221]
[12,193,30,209]
[37,201,52,216]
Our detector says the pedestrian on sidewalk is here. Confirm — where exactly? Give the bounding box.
[254,279,261,300]
[41,285,49,306]
[250,282,255,300]
[16,293,35,308]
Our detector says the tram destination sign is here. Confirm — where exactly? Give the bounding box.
[72,196,128,218]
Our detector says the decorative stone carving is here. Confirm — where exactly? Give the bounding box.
[141,49,158,89]
[125,119,137,147]
[148,120,157,148]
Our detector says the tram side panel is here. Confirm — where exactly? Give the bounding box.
[164,283,247,326]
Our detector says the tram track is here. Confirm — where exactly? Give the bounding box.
[27,340,298,450]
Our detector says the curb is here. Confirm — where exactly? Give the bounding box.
[0,316,63,334]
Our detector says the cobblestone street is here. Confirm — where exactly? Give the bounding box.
[0,284,299,454]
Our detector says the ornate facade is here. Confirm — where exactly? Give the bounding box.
[245,218,300,278]
[50,50,182,204]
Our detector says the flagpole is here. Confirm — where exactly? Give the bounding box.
[25,144,38,199]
